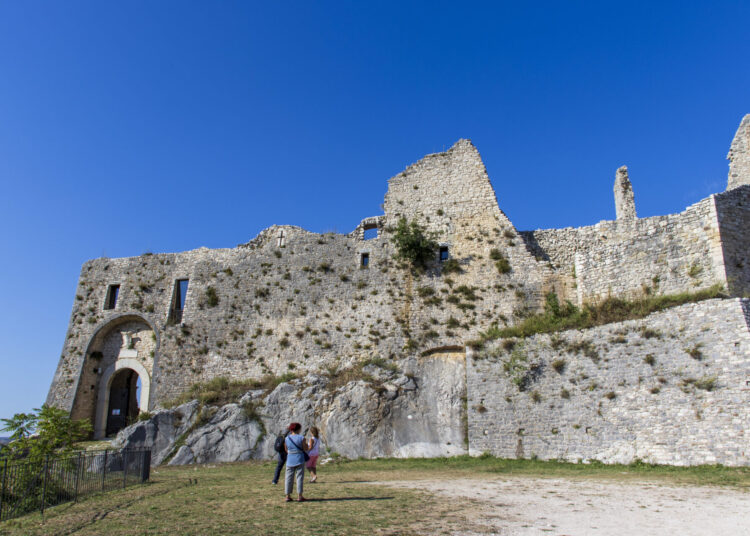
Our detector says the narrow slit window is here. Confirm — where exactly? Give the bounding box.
[439,246,450,262]
[176,279,189,310]
[104,285,120,310]
[169,279,189,323]
[360,253,370,268]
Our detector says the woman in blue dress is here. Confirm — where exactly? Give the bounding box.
[284,422,309,502]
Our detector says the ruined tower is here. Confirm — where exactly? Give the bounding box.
[613,165,636,220]
[727,114,750,190]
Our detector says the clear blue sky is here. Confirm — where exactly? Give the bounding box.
[1,1,748,423]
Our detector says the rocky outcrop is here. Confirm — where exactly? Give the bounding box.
[114,352,467,465]
[169,403,265,465]
[113,400,200,465]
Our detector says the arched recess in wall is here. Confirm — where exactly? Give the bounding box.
[69,313,160,439]
[419,345,467,358]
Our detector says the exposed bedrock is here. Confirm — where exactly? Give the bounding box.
[114,353,467,465]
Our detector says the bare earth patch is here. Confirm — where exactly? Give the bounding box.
[380,476,750,535]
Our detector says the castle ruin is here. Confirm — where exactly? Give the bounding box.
[47,116,750,465]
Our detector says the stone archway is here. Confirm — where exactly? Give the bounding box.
[98,360,151,438]
[70,314,157,439]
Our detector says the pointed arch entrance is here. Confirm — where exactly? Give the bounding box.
[69,314,158,439]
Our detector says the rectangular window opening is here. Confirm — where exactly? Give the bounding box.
[169,279,189,323]
[104,285,120,310]
[439,246,450,262]
[363,227,378,240]
[360,253,370,268]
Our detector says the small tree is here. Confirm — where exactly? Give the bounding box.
[1,405,92,462]
[391,217,439,270]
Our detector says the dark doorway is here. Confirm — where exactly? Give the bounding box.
[106,369,140,436]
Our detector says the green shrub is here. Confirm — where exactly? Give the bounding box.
[495,256,511,274]
[417,286,435,297]
[391,217,438,269]
[695,375,717,391]
[686,344,703,360]
[205,286,219,307]
[551,359,566,373]
[1,405,92,462]
[441,258,462,274]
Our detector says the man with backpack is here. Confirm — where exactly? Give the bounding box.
[271,429,289,485]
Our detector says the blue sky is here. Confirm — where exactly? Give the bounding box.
[1,1,748,423]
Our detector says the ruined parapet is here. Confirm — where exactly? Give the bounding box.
[351,216,385,240]
[727,114,750,190]
[614,166,636,220]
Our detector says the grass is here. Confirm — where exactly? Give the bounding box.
[476,284,726,343]
[4,457,749,536]
[164,374,298,408]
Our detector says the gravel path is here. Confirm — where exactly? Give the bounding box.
[380,477,750,535]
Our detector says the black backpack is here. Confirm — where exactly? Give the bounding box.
[273,434,286,453]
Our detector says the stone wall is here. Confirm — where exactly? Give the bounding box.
[47,127,750,453]
[714,185,750,297]
[727,114,750,190]
[467,298,750,466]
[47,140,551,419]
[521,195,726,304]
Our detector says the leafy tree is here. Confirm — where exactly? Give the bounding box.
[391,217,439,270]
[1,405,92,462]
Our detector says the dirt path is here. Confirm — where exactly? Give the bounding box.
[379,477,750,535]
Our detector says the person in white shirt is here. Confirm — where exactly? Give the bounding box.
[305,426,321,483]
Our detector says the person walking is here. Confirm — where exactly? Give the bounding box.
[284,422,308,502]
[271,429,289,485]
[306,427,321,483]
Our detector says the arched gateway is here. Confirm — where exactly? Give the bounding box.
[69,314,158,439]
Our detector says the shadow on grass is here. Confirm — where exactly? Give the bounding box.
[300,496,394,502]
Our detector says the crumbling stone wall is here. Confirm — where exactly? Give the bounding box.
[47,122,750,451]
[714,185,750,297]
[47,140,551,415]
[613,166,636,221]
[521,195,726,304]
[467,298,750,466]
[728,114,750,190]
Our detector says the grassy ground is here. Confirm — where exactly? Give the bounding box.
[2,457,749,536]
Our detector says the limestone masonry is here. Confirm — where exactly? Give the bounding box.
[48,116,750,465]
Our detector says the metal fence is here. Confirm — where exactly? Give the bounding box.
[0,448,151,522]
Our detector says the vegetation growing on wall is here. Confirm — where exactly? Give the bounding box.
[391,217,439,270]
[474,284,726,344]
[165,374,298,408]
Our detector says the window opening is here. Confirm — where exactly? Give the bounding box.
[169,279,189,323]
[277,230,286,247]
[363,227,378,240]
[439,246,450,262]
[360,253,370,268]
[104,285,120,310]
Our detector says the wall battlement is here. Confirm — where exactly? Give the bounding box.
[47,117,750,455]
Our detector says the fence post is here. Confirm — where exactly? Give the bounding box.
[101,450,108,492]
[73,452,82,503]
[0,458,7,521]
[41,455,50,518]
[140,450,151,482]
[122,450,128,489]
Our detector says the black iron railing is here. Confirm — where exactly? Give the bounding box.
[0,448,151,522]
